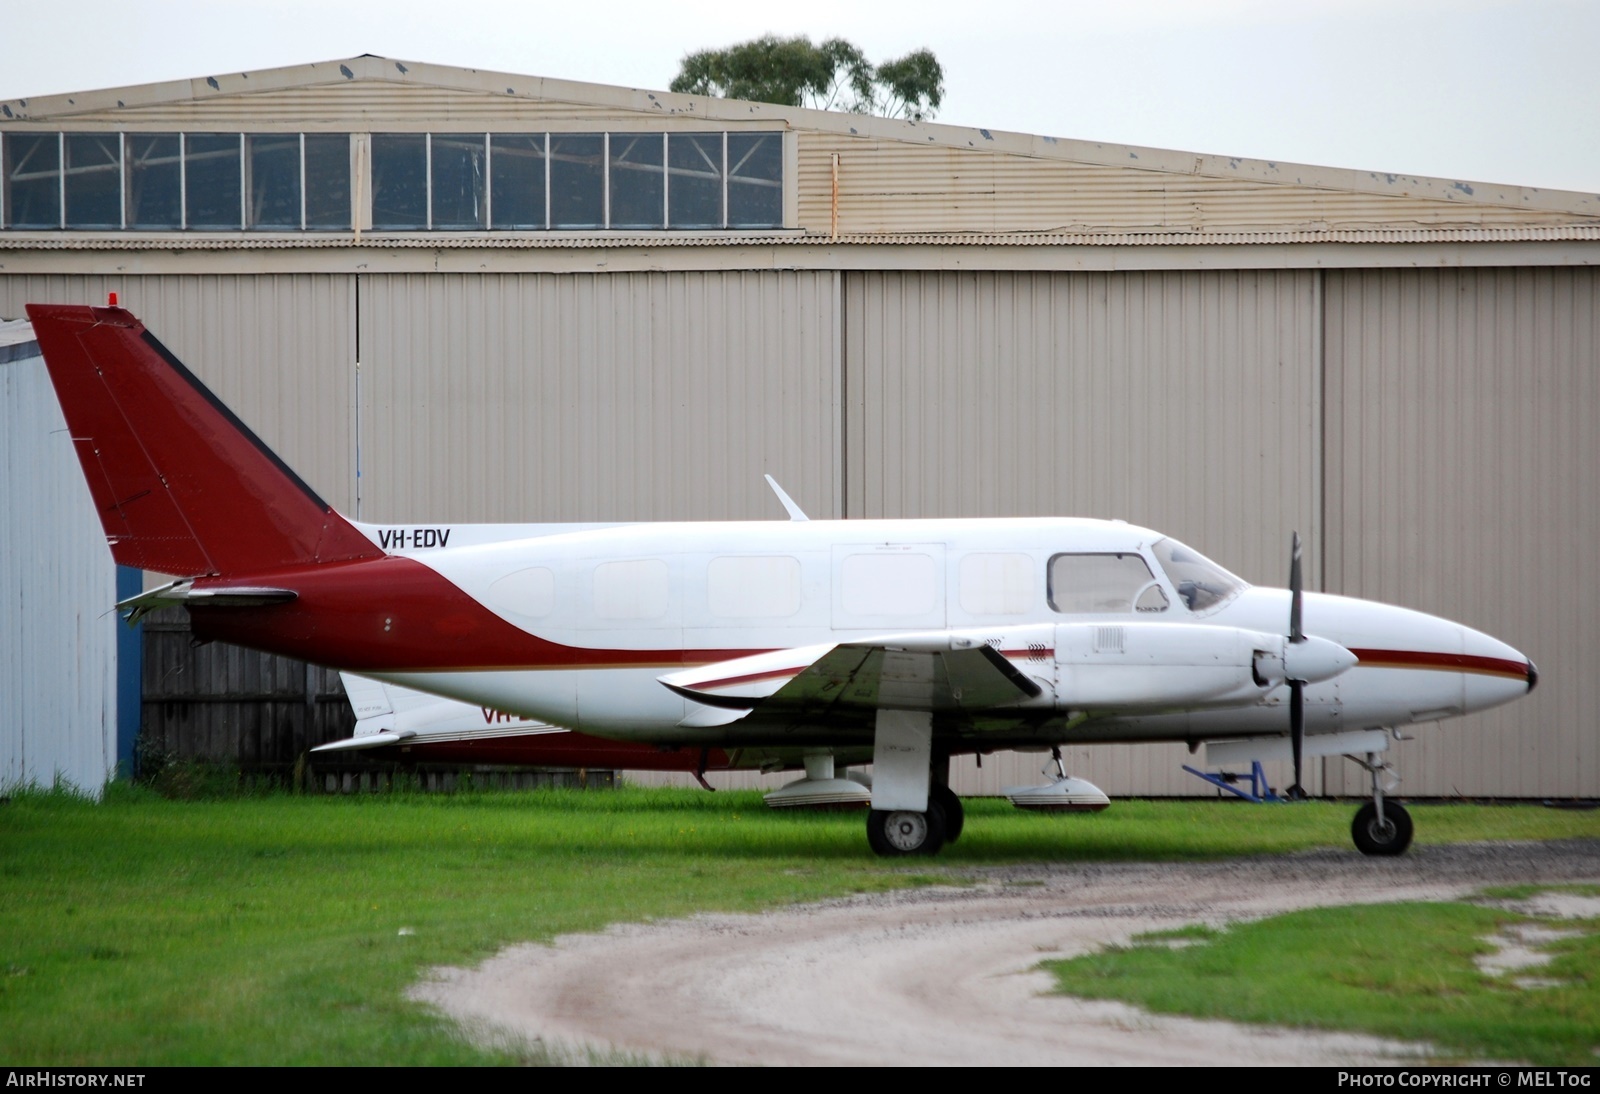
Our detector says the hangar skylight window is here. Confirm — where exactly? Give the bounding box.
[0,132,353,231]
[367,131,785,231]
[0,130,785,233]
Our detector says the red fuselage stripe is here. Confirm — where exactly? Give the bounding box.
[1348,648,1530,680]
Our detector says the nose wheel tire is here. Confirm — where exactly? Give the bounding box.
[867,802,948,856]
[1351,801,1413,856]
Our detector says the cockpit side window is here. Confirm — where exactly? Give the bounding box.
[1151,537,1247,612]
[1047,552,1168,614]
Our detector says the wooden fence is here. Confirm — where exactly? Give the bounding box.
[138,608,616,793]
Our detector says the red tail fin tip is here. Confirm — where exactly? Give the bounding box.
[26,303,381,578]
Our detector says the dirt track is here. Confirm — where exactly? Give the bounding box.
[413,839,1600,1066]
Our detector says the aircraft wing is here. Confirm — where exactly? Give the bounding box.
[661,637,1042,724]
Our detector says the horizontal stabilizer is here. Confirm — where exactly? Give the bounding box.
[311,730,416,753]
[117,579,296,622]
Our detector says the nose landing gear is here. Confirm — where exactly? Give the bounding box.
[1347,746,1412,856]
[1352,799,1413,855]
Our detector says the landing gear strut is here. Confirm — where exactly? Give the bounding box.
[1347,746,1412,856]
[931,783,964,844]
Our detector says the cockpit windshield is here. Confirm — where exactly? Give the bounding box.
[1151,538,1247,613]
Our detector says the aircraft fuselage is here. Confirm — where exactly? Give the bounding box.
[185,516,1533,753]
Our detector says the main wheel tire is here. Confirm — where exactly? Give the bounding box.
[931,784,965,844]
[867,802,948,857]
[1351,801,1413,856]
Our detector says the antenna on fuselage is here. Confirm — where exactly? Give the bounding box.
[764,475,810,521]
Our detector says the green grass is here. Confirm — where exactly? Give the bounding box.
[0,785,912,1065]
[0,785,1595,1064]
[1044,899,1600,1064]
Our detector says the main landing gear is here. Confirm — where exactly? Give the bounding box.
[864,710,965,856]
[866,783,964,856]
[867,804,944,856]
[1347,744,1412,856]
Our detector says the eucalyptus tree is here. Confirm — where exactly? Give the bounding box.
[671,35,945,120]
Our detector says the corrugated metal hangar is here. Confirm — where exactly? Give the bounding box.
[2,55,1596,799]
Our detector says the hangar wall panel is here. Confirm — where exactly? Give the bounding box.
[1,337,118,795]
[844,269,1322,796]
[1323,267,1600,798]
[356,271,840,524]
[797,135,1583,237]
[0,274,358,513]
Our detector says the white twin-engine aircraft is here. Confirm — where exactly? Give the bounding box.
[28,303,1538,857]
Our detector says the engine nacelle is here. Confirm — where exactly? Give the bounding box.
[1052,622,1352,712]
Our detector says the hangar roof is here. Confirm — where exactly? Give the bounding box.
[4,55,1599,249]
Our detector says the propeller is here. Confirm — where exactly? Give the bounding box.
[1285,532,1308,801]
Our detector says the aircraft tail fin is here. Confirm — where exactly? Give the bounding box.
[25,303,382,577]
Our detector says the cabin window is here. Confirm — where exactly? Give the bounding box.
[486,567,556,619]
[707,556,802,618]
[593,559,671,620]
[959,553,1034,615]
[1047,552,1167,614]
[840,553,938,617]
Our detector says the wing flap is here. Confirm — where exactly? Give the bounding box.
[662,635,1041,718]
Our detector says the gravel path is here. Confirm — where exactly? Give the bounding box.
[413,839,1600,1066]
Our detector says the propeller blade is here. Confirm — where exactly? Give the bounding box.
[1286,531,1308,800]
[1287,678,1307,800]
[1289,531,1304,644]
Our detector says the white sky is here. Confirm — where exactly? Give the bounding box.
[5,0,1597,194]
